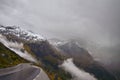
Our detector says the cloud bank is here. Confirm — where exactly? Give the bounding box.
[60,58,97,80]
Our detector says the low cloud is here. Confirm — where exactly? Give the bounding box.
[0,35,37,63]
[60,58,97,80]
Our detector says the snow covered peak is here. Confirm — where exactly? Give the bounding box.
[0,25,45,41]
[49,38,67,46]
[49,38,81,48]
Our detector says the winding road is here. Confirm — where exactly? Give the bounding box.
[0,63,50,80]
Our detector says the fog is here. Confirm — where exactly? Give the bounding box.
[60,58,97,80]
[0,0,120,68]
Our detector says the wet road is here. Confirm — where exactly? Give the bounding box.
[0,63,49,80]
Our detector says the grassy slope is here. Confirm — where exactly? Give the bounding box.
[0,42,27,68]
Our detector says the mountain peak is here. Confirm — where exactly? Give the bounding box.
[0,25,45,41]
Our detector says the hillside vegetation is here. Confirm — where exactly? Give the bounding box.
[0,42,27,68]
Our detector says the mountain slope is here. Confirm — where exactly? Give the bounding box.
[57,41,94,67]
[0,25,71,80]
[24,41,71,80]
[54,40,117,80]
[0,42,27,68]
[0,25,117,80]
[0,35,38,63]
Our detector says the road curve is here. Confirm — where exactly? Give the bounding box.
[0,63,50,80]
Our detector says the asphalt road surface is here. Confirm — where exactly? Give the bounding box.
[0,63,50,80]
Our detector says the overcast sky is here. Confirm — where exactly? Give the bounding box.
[0,0,120,68]
[0,0,120,47]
